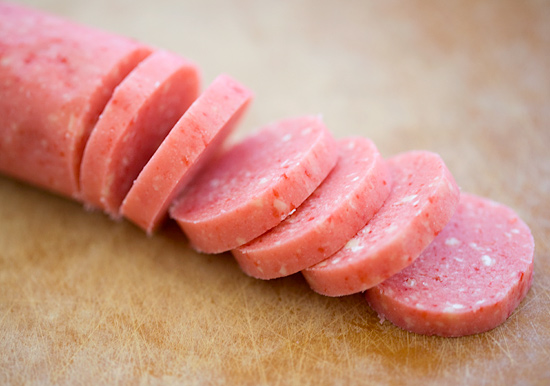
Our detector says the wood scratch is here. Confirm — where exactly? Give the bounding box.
[51,309,106,383]
[487,328,514,365]
[0,302,14,329]
[240,284,268,384]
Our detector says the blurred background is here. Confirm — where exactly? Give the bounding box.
[2,1,549,384]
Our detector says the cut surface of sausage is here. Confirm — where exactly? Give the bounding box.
[79,50,200,216]
[120,74,253,234]
[365,193,535,337]
[303,151,460,296]
[0,3,151,198]
[232,137,391,279]
[170,116,339,254]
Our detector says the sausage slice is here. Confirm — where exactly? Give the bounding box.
[303,151,460,296]
[233,137,391,279]
[365,193,535,337]
[170,116,338,253]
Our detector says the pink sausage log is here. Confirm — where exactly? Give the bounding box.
[121,74,253,234]
[79,50,200,217]
[0,3,152,199]
[233,137,391,279]
[365,193,535,337]
[303,151,460,296]
[170,116,339,254]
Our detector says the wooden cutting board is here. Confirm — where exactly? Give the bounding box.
[2,0,549,384]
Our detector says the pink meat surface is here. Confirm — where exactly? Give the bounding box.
[120,74,253,234]
[365,193,535,337]
[0,3,151,199]
[170,116,339,254]
[79,50,200,217]
[303,151,460,296]
[232,137,391,279]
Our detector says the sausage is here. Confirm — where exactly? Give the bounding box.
[120,74,253,234]
[232,137,391,279]
[365,193,535,337]
[303,151,460,297]
[169,116,339,253]
[79,50,200,216]
[0,3,151,199]
[0,3,535,338]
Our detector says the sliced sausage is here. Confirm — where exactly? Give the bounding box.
[303,151,460,296]
[120,74,253,234]
[232,137,391,279]
[0,3,151,198]
[365,193,535,337]
[79,50,200,217]
[170,116,339,253]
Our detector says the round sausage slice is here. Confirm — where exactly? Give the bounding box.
[120,74,253,234]
[232,137,391,279]
[0,3,151,199]
[79,50,200,217]
[303,151,460,296]
[170,116,339,254]
[365,193,535,337]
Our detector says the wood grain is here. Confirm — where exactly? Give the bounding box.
[1,0,549,385]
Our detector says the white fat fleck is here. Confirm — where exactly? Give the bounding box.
[316,261,327,268]
[282,133,292,142]
[152,175,162,191]
[209,178,220,188]
[397,194,418,205]
[505,232,512,238]
[481,255,495,267]
[280,159,290,167]
[416,303,426,310]
[154,81,160,88]
[273,198,288,214]
[351,176,360,182]
[404,278,416,288]
[444,304,465,312]
[331,257,342,265]
[258,177,269,184]
[445,237,461,246]
[347,141,356,150]
[476,299,486,305]
[385,224,398,234]
[345,238,364,253]
[454,257,464,263]
[469,242,480,250]
[288,208,297,216]
[511,228,520,234]
[279,266,287,276]
[252,198,263,208]
[301,126,312,136]
[236,237,246,245]
[257,266,264,273]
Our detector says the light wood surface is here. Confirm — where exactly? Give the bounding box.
[1,1,549,384]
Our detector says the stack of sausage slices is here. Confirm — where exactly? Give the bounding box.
[0,3,534,337]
